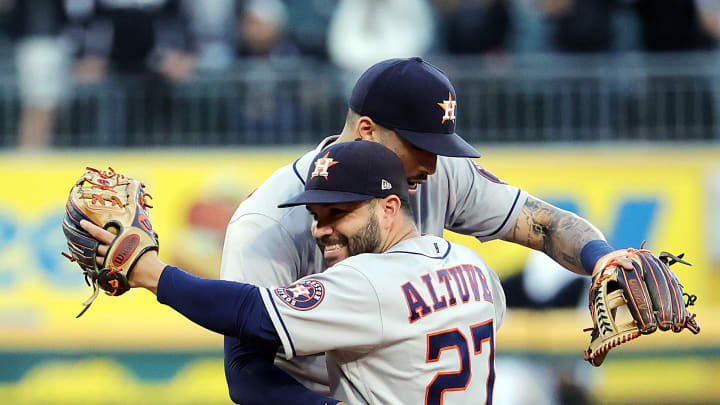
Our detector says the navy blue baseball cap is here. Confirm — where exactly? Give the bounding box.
[278,140,409,208]
[349,57,480,158]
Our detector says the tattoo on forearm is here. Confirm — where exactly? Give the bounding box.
[509,196,604,272]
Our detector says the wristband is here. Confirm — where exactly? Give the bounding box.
[580,240,615,274]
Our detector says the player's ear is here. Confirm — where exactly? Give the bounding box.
[355,116,378,141]
[380,195,401,219]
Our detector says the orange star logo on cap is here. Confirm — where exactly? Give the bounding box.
[311,152,340,179]
[437,92,457,124]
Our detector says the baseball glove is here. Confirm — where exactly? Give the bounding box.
[583,244,700,366]
[61,167,158,317]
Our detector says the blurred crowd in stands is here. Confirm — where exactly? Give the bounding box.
[1,0,719,148]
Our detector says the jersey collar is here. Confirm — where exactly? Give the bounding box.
[293,135,340,185]
[385,235,451,260]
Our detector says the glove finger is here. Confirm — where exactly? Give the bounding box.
[62,214,99,270]
[658,258,688,332]
[618,264,656,334]
[649,255,690,332]
[635,252,676,331]
[62,214,95,246]
[65,198,101,228]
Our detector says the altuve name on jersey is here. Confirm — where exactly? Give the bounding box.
[401,264,494,323]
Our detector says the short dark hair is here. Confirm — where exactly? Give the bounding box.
[369,197,415,221]
[345,108,361,126]
[345,107,394,133]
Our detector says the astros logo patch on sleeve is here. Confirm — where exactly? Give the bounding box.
[274,280,325,310]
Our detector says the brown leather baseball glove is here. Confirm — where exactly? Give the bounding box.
[584,244,700,366]
[61,167,158,317]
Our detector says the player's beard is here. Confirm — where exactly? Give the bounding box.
[347,211,382,259]
[317,211,382,266]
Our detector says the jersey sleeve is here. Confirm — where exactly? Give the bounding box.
[220,213,300,286]
[442,157,528,242]
[259,265,383,359]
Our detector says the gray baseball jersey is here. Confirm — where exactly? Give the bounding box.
[259,234,506,404]
[221,136,528,392]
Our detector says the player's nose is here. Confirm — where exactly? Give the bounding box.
[312,221,333,239]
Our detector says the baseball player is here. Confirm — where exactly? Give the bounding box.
[220,56,635,401]
[80,140,506,404]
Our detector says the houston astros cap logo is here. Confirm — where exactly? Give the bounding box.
[311,152,340,179]
[437,92,457,124]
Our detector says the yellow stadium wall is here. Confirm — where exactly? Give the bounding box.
[0,146,718,404]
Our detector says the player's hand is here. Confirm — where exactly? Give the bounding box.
[79,219,114,266]
[612,255,634,271]
[80,219,165,293]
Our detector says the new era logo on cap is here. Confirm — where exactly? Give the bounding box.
[381,179,392,190]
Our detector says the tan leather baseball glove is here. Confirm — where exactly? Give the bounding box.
[584,244,700,366]
[61,167,158,317]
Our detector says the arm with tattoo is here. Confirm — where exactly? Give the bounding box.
[502,195,606,275]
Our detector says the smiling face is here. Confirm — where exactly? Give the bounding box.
[372,129,437,195]
[308,200,383,267]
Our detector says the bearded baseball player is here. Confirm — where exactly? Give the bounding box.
[218,56,644,402]
[80,140,505,404]
[62,56,699,404]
